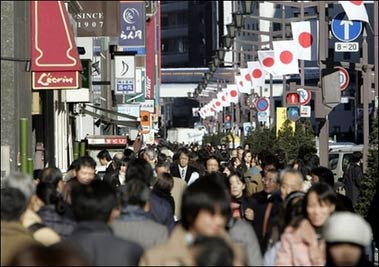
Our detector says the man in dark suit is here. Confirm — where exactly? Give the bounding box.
[97,149,114,174]
[251,168,280,253]
[343,151,363,206]
[170,148,199,184]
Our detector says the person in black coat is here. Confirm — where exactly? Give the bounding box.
[65,180,143,266]
[170,147,199,184]
[227,171,254,222]
[152,172,175,215]
[342,152,363,207]
[36,182,76,239]
[251,169,280,253]
[103,157,129,188]
[311,166,354,212]
[126,158,175,232]
[97,149,114,174]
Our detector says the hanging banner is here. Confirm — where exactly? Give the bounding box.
[154,2,161,115]
[119,1,145,47]
[72,1,120,37]
[115,56,135,79]
[145,11,156,101]
[114,56,135,94]
[31,1,82,89]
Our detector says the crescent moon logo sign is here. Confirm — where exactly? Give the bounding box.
[121,61,129,76]
[123,8,140,24]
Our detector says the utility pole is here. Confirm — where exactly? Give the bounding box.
[362,27,369,172]
[374,1,378,120]
[300,2,305,87]
[318,1,329,167]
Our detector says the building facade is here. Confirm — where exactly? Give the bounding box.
[161,1,220,68]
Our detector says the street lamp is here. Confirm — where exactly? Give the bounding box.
[212,56,220,67]
[226,23,237,39]
[209,62,217,73]
[222,35,233,49]
[232,12,244,29]
[202,77,208,85]
[204,72,212,81]
[241,0,254,15]
[217,48,226,62]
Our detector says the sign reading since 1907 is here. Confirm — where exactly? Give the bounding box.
[72,1,120,37]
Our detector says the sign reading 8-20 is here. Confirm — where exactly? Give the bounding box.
[334,42,359,52]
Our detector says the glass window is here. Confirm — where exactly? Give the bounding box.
[162,38,188,54]
[161,15,169,28]
[328,153,339,170]
[273,23,281,31]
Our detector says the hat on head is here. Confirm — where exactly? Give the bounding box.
[323,212,372,247]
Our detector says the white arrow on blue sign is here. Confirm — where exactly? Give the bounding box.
[331,12,362,42]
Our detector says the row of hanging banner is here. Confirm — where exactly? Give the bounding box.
[198,1,370,119]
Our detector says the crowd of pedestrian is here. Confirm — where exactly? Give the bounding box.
[1,141,377,266]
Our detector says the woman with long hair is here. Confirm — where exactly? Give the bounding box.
[36,182,76,239]
[275,183,338,266]
[227,171,254,222]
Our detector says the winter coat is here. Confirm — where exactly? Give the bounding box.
[275,219,325,266]
[264,241,281,266]
[170,164,199,184]
[37,204,76,239]
[251,190,271,252]
[343,162,363,206]
[152,188,175,215]
[148,191,176,232]
[171,176,187,220]
[1,221,38,266]
[67,221,143,266]
[231,195,254,220]
[244,167,264,195]
[228,218,263,266]
[139,224,246,266]
[111,205,168,249]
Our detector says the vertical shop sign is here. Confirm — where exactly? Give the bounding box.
[114,56,135,94]
[72,1,120,37]
[119,1,145,47]
[31,1,81,89]
[145,13,155,100]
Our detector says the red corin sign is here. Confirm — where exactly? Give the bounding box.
[31,1,82,90]
[32,71,79,89]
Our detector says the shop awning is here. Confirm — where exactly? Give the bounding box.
[31,1,82,89]
[80,104,140,127]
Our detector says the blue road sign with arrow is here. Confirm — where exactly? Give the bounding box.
[331,12,362,42]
